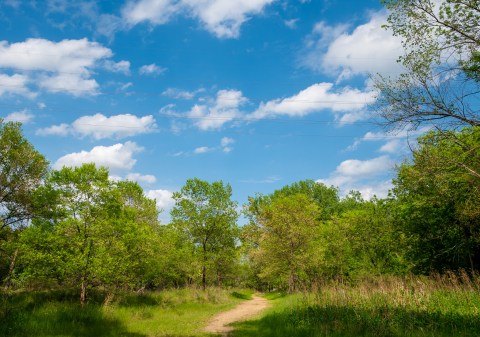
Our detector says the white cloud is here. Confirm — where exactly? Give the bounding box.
[302,12,403,81]
[336,156,392,178]
[103,60,131,74]
[139,63,166,76]
[162,87,205,100]
[284,18,298,29]
[126,172,157,184]
[221,136,235,153]
[188,89,247,130]
[182,0,275,38]
[194,146,212,154]
[122,0,180,25]
[251,82,377,122]
[36,123,71,136]
[54,141,143,172]
[0,73,34,98]
[37,114,157,139]
[146,189,175,210]
[122,0,275,38]
[220,137,234,147]
[347,126,431,152]
[318,155,394,199]
[379,139,402,153]
[4,110,34,124]
[0,38,126,96]
[72,113,157,139]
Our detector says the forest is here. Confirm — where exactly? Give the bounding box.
[1,0,480,336]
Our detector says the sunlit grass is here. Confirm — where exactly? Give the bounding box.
[0,287,252,337]
[232,273,480,337]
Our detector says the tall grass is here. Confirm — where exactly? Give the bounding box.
[0,287,251,337]
[232,273,480,337]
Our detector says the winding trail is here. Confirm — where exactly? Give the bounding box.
[204,294,270,335]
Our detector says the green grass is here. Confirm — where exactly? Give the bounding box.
[0,287,252,337]
[231,275,480,337]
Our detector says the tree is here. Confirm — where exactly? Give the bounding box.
[271,180,340,220]
[249,194,320,292]
[0,120,48,229]
[170,178,238,290]
[19,164,161,303]
[0,120,48,288]
[375,0,480,130]
[392,127,480,273]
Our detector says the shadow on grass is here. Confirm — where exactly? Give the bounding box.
[0,292,145,337]
[231,291,252,300]
[230,304,480,337]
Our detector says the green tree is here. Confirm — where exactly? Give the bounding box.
[246,194,320,292]
[0,120,48,287]
[171,178,238,290]
[19,164,161,303]
[272,180,340,220]
[376,0,480,130]
[393,127,480,273]
[0,120,48,229]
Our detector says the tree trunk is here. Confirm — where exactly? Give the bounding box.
[3,249,18,290]
[80,279,87,305]
[202,242,207,291]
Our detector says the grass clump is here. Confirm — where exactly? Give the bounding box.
[232,273,480,337]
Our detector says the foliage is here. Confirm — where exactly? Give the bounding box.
[0,120,48,229]
[393,127,480,273]
[0,120,48,288]
[171,178,239,290]
[18,164,161,303]
[252,194,320,292]
[375,0,480,130]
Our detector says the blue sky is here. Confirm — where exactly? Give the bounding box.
[0,0,426,222]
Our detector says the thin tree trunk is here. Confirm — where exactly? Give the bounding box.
[80,279,87,305]
[202,243,207,291]
[3,249,18,290]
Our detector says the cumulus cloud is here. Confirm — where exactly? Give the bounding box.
[126,172,157,184]
[318,155,394,199]
[188,89,247,130]
[4,110,34,124]
[0,73,34,98]
[36,123,70,136]
[302,11,403,81]
[139,63,166,76]
[54,141,143,172]
[122,0,275,38]
[37,113,157,139]
[0,38,128,96]
[146,189,175,210]
[251,82,377,123]
[72,114,157,139]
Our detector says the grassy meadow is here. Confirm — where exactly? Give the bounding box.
[2,275,480,337]
[0,287,253,337]
[232,274,480,337]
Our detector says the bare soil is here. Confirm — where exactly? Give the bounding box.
[204,294,270,335]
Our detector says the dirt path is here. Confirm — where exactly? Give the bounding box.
[204,294,270,335]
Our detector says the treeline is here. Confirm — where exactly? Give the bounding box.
[1,120,479,303]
